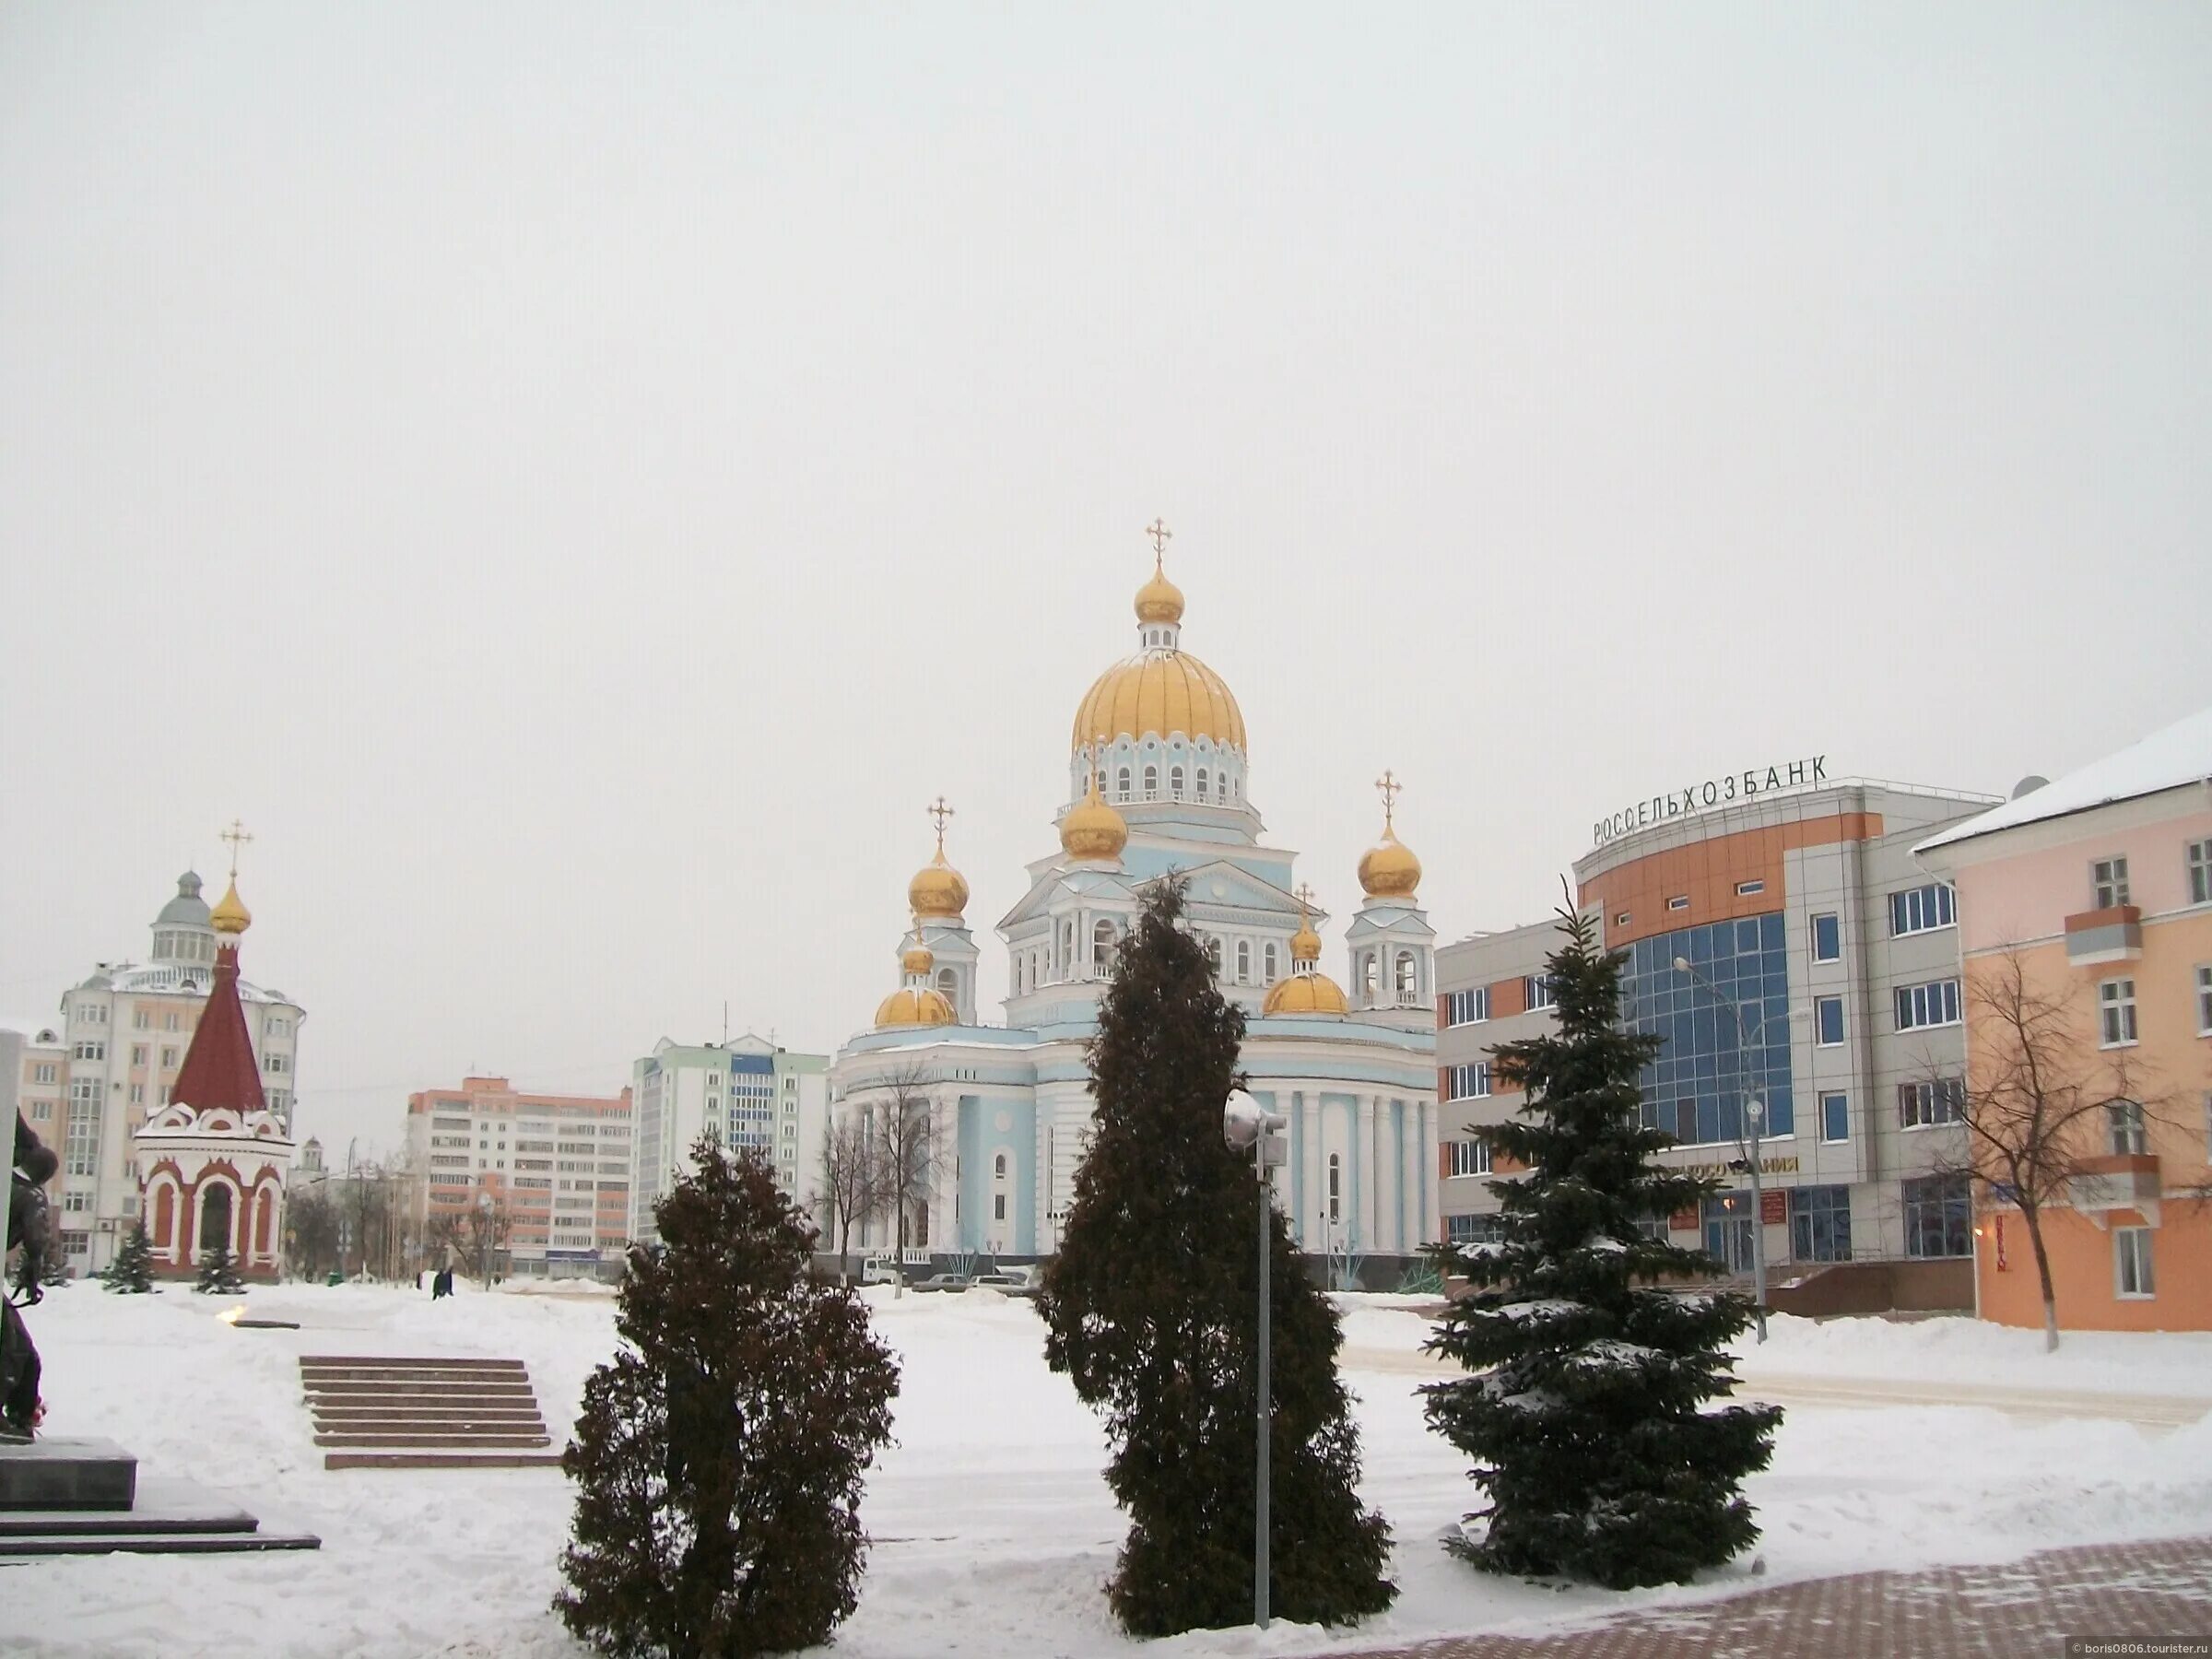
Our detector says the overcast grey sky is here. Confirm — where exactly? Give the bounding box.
[3,4,2206,1157]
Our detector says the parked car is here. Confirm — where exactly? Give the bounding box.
[911,1272,974,1293]
[974,1266,1042,1298]
[860,1258,903,1286]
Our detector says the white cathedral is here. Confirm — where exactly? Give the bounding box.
[828,531,1441,1267]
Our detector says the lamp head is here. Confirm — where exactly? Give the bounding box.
[1673,956,1691,973]
[1222,1089,1286,1150]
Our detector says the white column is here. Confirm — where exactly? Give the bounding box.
[1400,1097,1421,1253]
[1302,1091,1324,1250]
[1357,1097,1379,1253]
[1419,1101,1441,1247]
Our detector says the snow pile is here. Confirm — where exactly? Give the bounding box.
[4,1284,2208,1657]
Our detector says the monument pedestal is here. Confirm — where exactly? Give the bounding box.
[0,1438,318,1557]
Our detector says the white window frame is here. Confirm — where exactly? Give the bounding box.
[1811,912,1841,963]
[2114,1226,2154,1300]
[2107,1099,2147,1158]
[2100,978,2138,1048]
[2189,839,2212,907]
[1524,975,1556,1012]
[1818,1090,1850,1144]
[2092,856,2130,911]
[1815,995,1846,1048]
[1894,979,1961,1032]
[2196,964,2211,1038]
[1445,1139,1492,1179]
[1445,1063,1492,1101]
[1888,883,1958,937]
[1446,987,1491,1027]
[1667,895,1689,912]
[1735,879,1764,897]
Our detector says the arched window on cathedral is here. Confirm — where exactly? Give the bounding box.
[994,1153,1006,1178]
[1062,921,1076,974]
[1143,764,1159,799]
[1117,766,1132,798]
[1394,952,1417,998]
[1235,939,1252,983]
[1093,919,1117,975]
[1170,765,1184,798]
[1195,766,1209,801]
[937,967,959,1006]
[1264,942,1278,983]
[1361,953,1379,999]
[1096,770,1107,796]
[1327,1154,1342,1225]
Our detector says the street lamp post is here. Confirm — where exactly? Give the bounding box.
[1223,1090,1288,1630]
[477,1191,495,1292]
[1674,957,1770,1343]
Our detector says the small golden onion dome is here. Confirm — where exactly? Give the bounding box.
[874,985,957,1028]
[908,852,969,920]
[1061,773,1129,862]
[1135,561,1185,625]
[1359,828,1422,900]
[210,880,252,936]
[901,937,935,977]
[1264,970,1349,1017]
[1288,915,1323,963]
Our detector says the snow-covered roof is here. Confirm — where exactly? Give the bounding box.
[74,959,300,1007]
[1916,704,2212,855]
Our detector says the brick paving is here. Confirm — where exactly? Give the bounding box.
[1323,1535,2212,1658]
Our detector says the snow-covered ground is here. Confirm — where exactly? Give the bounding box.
[8,1283,2211,1658]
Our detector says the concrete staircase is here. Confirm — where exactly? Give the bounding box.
[0,1437,319,1556]
[300,1355,564,1469]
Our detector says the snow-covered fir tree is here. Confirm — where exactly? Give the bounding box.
[101,1221,158,1293]
[194,1241,244,1294]
[1423,908,1781,1590]
[1041,877,1394,1635]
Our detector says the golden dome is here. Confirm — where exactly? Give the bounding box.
[1265,970,1349,1017]
[1071,651,1246,756]
[1060,768,1128,862]
[1135,559,1184,625]
[1288,915,1322,962]
[210,879,252,936]
[901,937,935,977]
[1359,830,1422,900]
[874,985,956,1028]
[908,852,969,919]
[1359,771,1421,900]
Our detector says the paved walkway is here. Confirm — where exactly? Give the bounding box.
[1322,1535,2212,1658]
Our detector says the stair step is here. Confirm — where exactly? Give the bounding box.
[313,1431,552,1449]
[313,1406,545,1423]
[300,1369,532,1386]
[313,1419,547,1438]
[324,1451,565,1470]
[0,1527,321,1556]
[302,1356,524,1371]
[303,1384,537,1400]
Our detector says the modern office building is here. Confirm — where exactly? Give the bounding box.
[1440,771,2005,1310]
[44,869,305,1276]
[1918,707,2212,1332]
[401,1076,633,1279]
[627,1035,830,1244]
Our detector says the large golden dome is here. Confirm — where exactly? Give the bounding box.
[875,984,956,1028]
[1264,971,1349,1017]
[1071,652,1246,755]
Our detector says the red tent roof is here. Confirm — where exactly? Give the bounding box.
[169,942,268,1114]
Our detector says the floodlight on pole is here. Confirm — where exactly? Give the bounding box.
[1222,1088,1287,1630]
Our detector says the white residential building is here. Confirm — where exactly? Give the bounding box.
[628,1035,830,1246]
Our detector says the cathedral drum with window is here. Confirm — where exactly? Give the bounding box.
[829,530,1440,1275]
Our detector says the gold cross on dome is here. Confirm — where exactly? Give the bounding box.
[220,818,253,878]
[1295,882,1319,918]
[926,796,955,852]
[1145,517,1171,563]
[1375,771,1402,829]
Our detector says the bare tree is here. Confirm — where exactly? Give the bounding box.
[814,1112,879,1286]
[428,1191,513,1291]
[1950,947,2171,1351]
[868,1063,939,1297]
[286,1185,341,1280]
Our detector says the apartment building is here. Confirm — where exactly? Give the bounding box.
[402,1076,632,1279]
[629,1035,830,1245]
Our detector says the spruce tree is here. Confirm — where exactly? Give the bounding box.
[555,1135,899,1659]
[1423,909,1781,1590]
[194,1241,244,1294]
[102,1221,158,1293]
[1041,878,1394,1636]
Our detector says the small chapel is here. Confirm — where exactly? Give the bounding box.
[134,836,295,1281]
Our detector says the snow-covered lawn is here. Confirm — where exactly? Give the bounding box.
[8,1283,2211,1658]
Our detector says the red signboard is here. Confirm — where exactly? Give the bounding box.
[1668,1208,1698,1232]
[1760,1188,1786,1226]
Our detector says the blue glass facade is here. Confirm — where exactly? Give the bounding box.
[1622,913,1795,1145]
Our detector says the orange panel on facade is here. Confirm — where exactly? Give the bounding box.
[1580,812,1882,947]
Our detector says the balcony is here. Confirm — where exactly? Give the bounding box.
[2065,904,2142,967]
[2070,1153,2161,1226]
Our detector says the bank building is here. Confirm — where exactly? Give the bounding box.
[828,529,1441,1275]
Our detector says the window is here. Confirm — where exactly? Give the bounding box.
[1326,1154,1342,1223]
[2115,1227,2155,1299]
[1811,913,1841,963]
[1360,953,1378,998]
[2190,840,2211,906]
[1790,1185,1853,1263]
[1815,996,1845,1047]
[1888,883,1957,936]
[1093,919,1118,974]
[73,1040,105,1061]
[129,1084,144,1105]
[1395,952,1418,995]
[2100,979,2138,1047]
[1524,975,1556,1011]
[265,1053,289,1075]
[1445,1139,1491,1178]
[130,1044,148,1066]
[2107,1100,2147,1157]
[994,1194,1007,1221]
[1898,1078,1965,1129]
[1894,979,1961,1031]
[1170,765,1184,796]
[2092,856,2130,910]
[160,1046,179,1069]
[1236,940,1252,983]
[1735,880,1765,897]
[1902,1173,1971,1259]
[1667,895,1689,912]
[133,1010,149,1030]
[1446,1213,1502,1245]
[1196,766,1209,800]
[1445,987,1490,1027]
[994,1153,1006,1178]
[1820,1091,1849,1143]
[1615,911,1630,926]
[1116,766,1131,796]
[1142,764,1158,797]
[1445,1063,1491,1100]
[32,1063,55,1085]
[1264,943,1278,983]
[1206,936,1223,973]
[2197,965,2211,1037]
